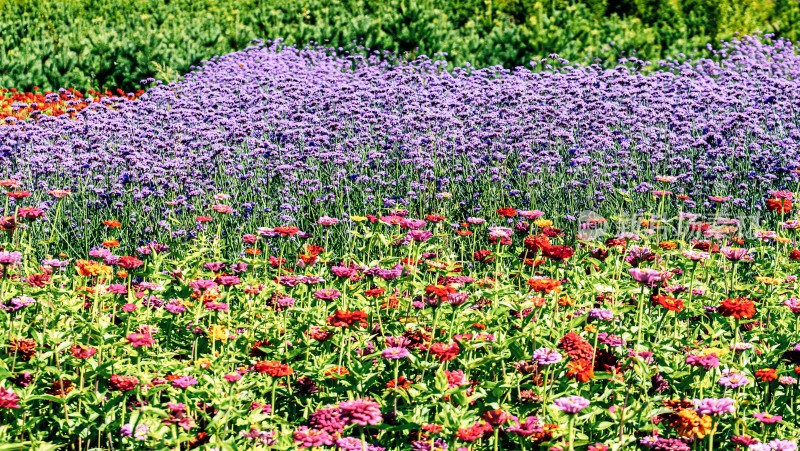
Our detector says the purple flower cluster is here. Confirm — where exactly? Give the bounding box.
[3,36,800,241]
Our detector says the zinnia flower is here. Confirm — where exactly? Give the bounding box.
[553,396,590,414]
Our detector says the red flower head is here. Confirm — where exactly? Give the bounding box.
[108,375,139,392]
[425,284,456,300]
[527,277,562,294]
[542,245,574,261]
[718,297,756,320]
[103,220,122,228]
[652,294,685,312]
[767,198,792,214]
[496,207,518,218]
[327,310,368,328]
[117,256,144,270]
[473,249,495,263]
[566,359,595,382]
[558,332,594,361]
[456,421,494,442]
[523,234,551,253]
[755,368,778,382]
[253,361,294,377]
[273,226,300,237]
[790,249,800,261]
[428,342,460,362]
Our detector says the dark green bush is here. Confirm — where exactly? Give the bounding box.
[0,0,798,91]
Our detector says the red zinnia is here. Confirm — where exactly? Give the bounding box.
[428,342,460,362]
[718,297,756,319]
[273,226,300,237]
[652,294,684,312]
[755,368,778,382]
[523,234,550,252]
[566,359,595,382]
[253,361,293,377]
[558,332,594,361]
[473,249,494,263]
[117,256,144,270]
[108,375,139,392]
[496,207,518,218]
[327,310,368,328]
[541,245,574,260]
[767,198,792,214]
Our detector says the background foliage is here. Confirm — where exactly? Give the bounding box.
[1,0,800,91]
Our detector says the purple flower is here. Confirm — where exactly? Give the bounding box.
[693,397,736,416]
[553,395,590,414]
[532,347,563,365]
[628,268,662,284]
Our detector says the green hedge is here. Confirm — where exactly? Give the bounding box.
[1,0,799,91]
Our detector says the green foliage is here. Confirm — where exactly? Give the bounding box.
[0,0,799,91]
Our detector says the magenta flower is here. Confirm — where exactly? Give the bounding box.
[784,298,800,314]
[382,347,410,360]
[318,216,339,226]
[685,353,720,370]
[171,376,198,389]
[693,397,736,415]
[293,426,334,448]
[126,333,154,347]
[719,370,750,388]
[309,406,346,434]
[314,289,341,301]
[339,398,383,426]
[753,412,782,424]
[0,386,20,409]
[628,268,662,284]
[407,229,433,242]
[721,247,750,261]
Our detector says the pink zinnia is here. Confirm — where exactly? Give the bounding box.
[171,376,198,389]
[314,289,341,301]
[753,412,782,424]
[339,398,383,426]
[318,216,339,226]
[784,298,800,314]
[0,386,20,409]
[126,333,154,347]
[693,397,735,415]
[554,396,590,414]
[293,426,334,448]
[212,204,233,214]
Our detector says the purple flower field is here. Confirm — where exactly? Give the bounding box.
[2,36,800,249]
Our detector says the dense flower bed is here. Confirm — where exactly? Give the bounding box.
[1,182,800,448]
[1,36,800,255]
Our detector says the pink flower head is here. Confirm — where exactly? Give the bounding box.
[553,396,590,414]
[318,216,339,226]
[693,397,736,416]
[753,412,782,424]
[628,268,662,285]
[126,333,154,348]
[212,204,233,214]
[339,398,383,426]
[0,386,20,409]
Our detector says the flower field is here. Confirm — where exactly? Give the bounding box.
[2,35,800,449]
